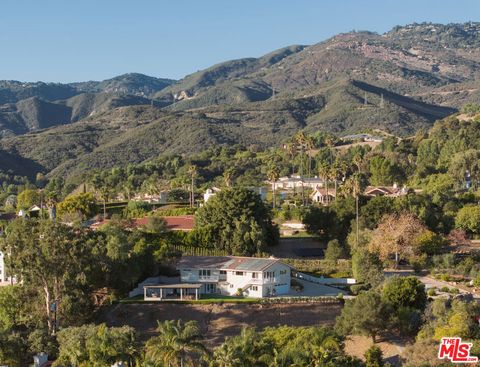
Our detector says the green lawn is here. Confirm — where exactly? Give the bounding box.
[117,293,259,304]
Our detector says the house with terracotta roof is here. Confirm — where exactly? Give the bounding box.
[144,256,291,300]
[364,184,409,197]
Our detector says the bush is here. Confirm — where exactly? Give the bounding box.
[427,288,437,297]
[364,345,384,367]
[350,284,369,295]
[325,239,344,263]
[123,200,150,218]
[450,287,460,295]
[382,276,427,311]
[57,193,96,220]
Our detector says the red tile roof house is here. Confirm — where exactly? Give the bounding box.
[89,215,195,231]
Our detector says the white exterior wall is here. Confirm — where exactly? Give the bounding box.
[178,261,291,298]
[261,262,291,297]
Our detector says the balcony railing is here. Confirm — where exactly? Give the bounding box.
[181,275,219,282]
[249,277,277,284]
[262,277,277,284]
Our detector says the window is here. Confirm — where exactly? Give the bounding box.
[280,270,287,275]
[199,269,211,277]
[264,271,275,279]
[230,284,234,288]
[251,286,258,291]
[235,271,244,276]
[220,270,226,275]
[252,272,258,278]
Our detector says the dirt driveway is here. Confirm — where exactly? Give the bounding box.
[102,302,342,346]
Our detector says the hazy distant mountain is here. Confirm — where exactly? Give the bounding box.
[0,73,175,136]
[70,73,175,96]
[1,22,479,179]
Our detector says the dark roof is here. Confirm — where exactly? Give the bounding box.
[177,256,283,271]
[0,212,16,221]
[144,284,202,289]
[177,256,232,269]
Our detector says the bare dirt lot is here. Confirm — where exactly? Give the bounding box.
[102,302,342,346]
[344,335,406,367]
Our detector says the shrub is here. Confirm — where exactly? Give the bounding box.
[325,239,344,263]
[365,345,384,367]
[427,288,437,297]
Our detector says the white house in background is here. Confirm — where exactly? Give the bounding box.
[310,187,336,205]
[203,187,222,203]
[364,184,409,198]
[272,176,325,190]
[204,187,267,204]
[144,256,291,300]
[132,191,168,204]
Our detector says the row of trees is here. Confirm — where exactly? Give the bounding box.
[0,217,178,337]
[2,319,388,367]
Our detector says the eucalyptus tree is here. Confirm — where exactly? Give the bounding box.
[2,219,100,334]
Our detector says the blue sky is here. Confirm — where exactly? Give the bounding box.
[1,0,478,83]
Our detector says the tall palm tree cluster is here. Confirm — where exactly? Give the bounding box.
[270,132,361,207]
[54,320,362,367]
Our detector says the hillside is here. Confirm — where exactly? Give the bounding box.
[70,73,175,96]
[0,73,175,135]
[1,22,480,179]
[160,24,480,111]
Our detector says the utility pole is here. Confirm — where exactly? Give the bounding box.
[380,93,384,108]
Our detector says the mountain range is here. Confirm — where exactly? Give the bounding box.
[1,22,480,181]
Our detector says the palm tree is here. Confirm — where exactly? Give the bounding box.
[223,168,235,188]
[90,174,111,219]
[187,165,197,208]
[145,320,208,367]
[353,154,363,174]
[318,163,329,205]
[267,165,280,209]
[285,142,297,176]
[212,342,242,367]
[294,132,308,205]
[304,135,315,177]
[123,176,136,201]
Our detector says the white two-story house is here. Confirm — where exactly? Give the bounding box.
[179,256,291,298]
[144,256,291,300]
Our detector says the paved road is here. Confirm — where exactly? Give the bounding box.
[384,270,479,298]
